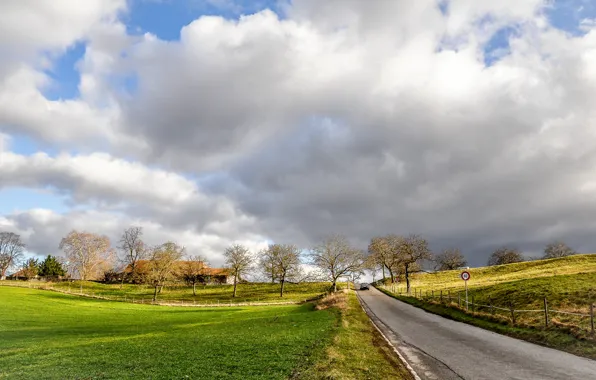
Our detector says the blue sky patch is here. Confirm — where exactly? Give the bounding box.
[546,0,596,35]
[7,134,59,157]
[124,0,282,41]
[41,42,85,100]
[483,26,518,66]
[0,188,68,214]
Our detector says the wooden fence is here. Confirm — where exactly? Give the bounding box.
[381,285,595,334]
[0,282,317,307]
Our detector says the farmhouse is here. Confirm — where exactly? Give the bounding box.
[124,260,234,285]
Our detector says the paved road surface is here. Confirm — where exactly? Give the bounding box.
[357,286,596,380]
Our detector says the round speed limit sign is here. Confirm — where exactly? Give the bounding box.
[460,271,471,281]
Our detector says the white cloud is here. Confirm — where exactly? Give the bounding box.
[3,0,596,265]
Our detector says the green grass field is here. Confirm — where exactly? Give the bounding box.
[386,254,596,293]
[0,285,410,379]
[0,286,337,379]
[378,254,596,358]
[1,281,333,304]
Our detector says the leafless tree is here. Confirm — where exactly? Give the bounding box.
[59,230,115,291]
[223,244,254,297]
[543,241,576,259]
[258,247,280,284]
[434,248,467,271]
[118,226,148,286]
[487,247,524,266]
[368,235,405,283]
[148,241,185,302]
[0,232,25,280]
[267,244,302,297]
[179,254,208,296]
[397,234,432,294]
[309,235,364,292]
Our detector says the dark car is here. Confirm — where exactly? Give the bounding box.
[359,283,370,290]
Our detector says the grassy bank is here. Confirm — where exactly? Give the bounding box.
[386,254,596,293]
[296,291,413,380]
[0,286,337,379]
[0,280,332,304]
[377,286,596,360]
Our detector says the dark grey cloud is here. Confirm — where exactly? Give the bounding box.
[2,0,596,267]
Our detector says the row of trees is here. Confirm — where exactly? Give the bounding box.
[14,255,67,280]
[0,228,583,298]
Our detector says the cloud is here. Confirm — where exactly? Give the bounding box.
[4,208,267,266]
[3,0,596,266]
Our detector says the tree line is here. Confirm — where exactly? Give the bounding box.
[0,229,582,297]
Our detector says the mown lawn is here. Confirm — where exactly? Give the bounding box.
[1,281,333,304]
[0,287,338,379]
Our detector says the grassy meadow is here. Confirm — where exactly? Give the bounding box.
[378,254,596,359]
[0,285,411,379]
[0,286,337,379]
[1,281,333,305]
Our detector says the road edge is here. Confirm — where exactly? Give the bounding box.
[355,290,422,380]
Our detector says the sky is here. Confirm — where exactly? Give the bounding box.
[1,0,596,268]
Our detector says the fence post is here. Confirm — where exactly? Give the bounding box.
[509,302,516,325]
[472,295,475,313]
[448,290,451,305]
[440,290,443,303]
[591,304,595,335]
[432,290,434,300]
[458,292,461,308]
[543,297,549,327]
[489,298,494,315]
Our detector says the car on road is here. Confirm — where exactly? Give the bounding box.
[359,283,370,290]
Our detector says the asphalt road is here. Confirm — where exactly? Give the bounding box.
[357,286,596,380]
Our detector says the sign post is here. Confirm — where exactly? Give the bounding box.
[461,271,471,311]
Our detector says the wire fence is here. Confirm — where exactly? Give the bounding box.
[381,285,596,335]
[0,281,317,307]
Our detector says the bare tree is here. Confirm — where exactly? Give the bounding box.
[543,241,576,259]
[118,226,148,286]
[267,244,301,297]
[487,247,524,266]
[59,230,115,291]
[0,232,26,280]
[258,247,280,284]
[309,235,364,292]
[223,244,254,298]
[434,248,467,271]
[397,234,432,294]
[148,242,185,302]
[368,235,405,283]
[179,254,208,296]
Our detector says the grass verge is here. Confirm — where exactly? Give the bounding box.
[377,286,596,360]
[294,291,413,380]
[0,286,337,379]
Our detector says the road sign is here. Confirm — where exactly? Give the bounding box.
[461,271,470,310]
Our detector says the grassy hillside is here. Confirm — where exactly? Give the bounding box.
[388,254,596,293]
[0,281,333,304]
